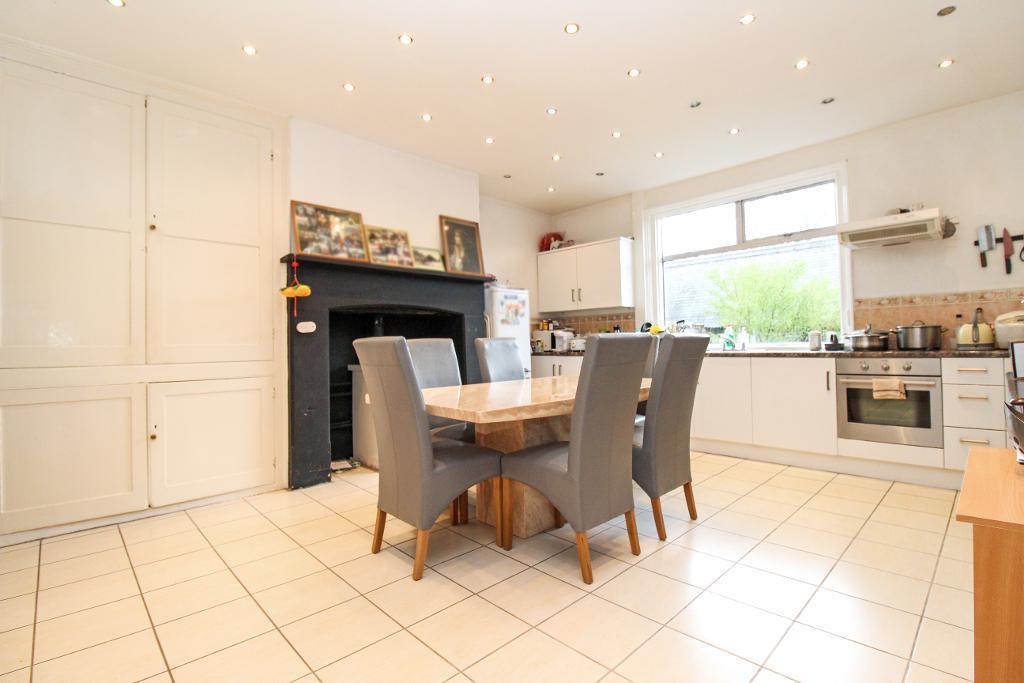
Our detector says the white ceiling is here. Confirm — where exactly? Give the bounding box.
[2,1,1022,214]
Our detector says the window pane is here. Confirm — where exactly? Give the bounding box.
[662,235,840,344]
[743,181,837,240]
[658,202,737,257]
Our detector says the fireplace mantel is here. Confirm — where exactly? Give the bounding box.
[280,253,495,284]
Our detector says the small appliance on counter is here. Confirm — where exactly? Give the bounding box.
[569,336,587,352]
[955,307,995,350]
[552,330,574,351]
[531,329,552,352]
[995,305,1024,349]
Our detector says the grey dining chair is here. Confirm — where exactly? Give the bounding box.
[353,336,503,580]
[499,333,652,584]
[632,334,709,540]
[475,337,526,383]
[635,334,661,426]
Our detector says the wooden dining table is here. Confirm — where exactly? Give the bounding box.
[421,375,652,540]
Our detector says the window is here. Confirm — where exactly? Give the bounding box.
[654,175,843,346]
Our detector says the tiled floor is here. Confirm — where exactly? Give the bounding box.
[0,453,974,682]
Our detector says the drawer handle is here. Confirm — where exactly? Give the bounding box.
[957,394,989,400]
[956,367,988,373]
[959,437,991,445]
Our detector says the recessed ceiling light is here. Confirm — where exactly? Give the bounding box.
[654,152,664,159]
[938,58,955,69]
[564,23,580,34]
[547,186,556,193]
[342,82,355,93]
[739,13,756,25]
[627,68,642,78]
[937,5,956,16]
[595,171,605,176]
[551,153,561,161]
[611,130,622,139]
[241,44,258,56]
[690,100,702,108]
[503,174,512,179]
[481,74,495,85]
[484,137,494,144]
[421,112,432,122]
[546,107,558,116]
[107,0,126,7]
[795,58,810,70]
[821,97,835,104]
[729,128,740,135]
[398,33,414,45]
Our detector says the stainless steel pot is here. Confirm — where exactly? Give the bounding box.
[895,321,945,350]
[846,324,890,351]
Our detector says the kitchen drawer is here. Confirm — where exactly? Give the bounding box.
[943,426,1005,470]
[941,358,1006,386]
[942,383,1005,430]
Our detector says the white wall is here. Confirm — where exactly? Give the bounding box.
[553,195,633,243]
[556,89,1024,311]
[478,197,551,313]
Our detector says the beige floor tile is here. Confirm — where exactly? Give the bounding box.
[0,548,38,576]
[339,503,383,528]
[787,507,864,536]
[614,507,695,541]
[143,569,247,625]
[394,528,480,566]
[940,535,972,563]
[752,670,798,683]
[891,482,956,501]
[376,517,420,545]
[0,541,38,555]
[332,547,414,592]
[126,530,209,566]
[661,494,719,522]
[842,538,938,581]
[0,594,34,632]
[137,671,172,682]
[479,568,586,625]
[433,546,527,592]
[263,502,334,529]
[199,514,276,546]
[39,528,123,565]
[798,588,920,657]
[535,546,630,591]
[767,623,907,683]
[700,475,761,496]
[688,485,742,508]
[539,595,659,669]
[904,661,970,682]
[0,569,37,601]
[594,566,701,624]
[466,629,607,683]
[547,522,610,544]
[709,565,815,619]
[317,630,455,683]
[334,470,379,490]
[881,492,953,516]
[823,560,931,614]
[637,545,733,588]
[34,596,150,663]
[490,532,571,565]
[0,627,32,675]
[831,473,892,490]
[133,548,226,592]
[36,568,138,621]
[253,569,357,626]
[38,547,130,590]
[702,509,780,540]
[616,627,758,683]
[120,513,196,545]
[870,506,948,534]
[768,473,829,493]
[857,520,944,555]
[748,484,815,506]
[302,476,360,500]
[945,517,972,540]
[155,596,272,668]
[933,557,973,592]
[32,630,165,683]
[281,514,358,545]
[741,542,836,584]
[819,481,887,503]
[912,618,973,680]
[365,568,471,626]
[674,525,758,561]
[668,591,790,664]
[586,525,664,563]
[924,584,973,630]
[727,496,799,522]
[281,596,400,670]
[187,500,259,528]
[246,489,312,513]
[233,547,324,593]
[803,494,876,519]
[171,630,309,683]
[215,529,299,567]
[306,529,376,567]
[320,489,379,514]
[765,522,852,559]
[409,595,529,668]
[784,466,836,482]
[0,668,30,683]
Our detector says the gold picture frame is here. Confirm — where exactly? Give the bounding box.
[291,200,368,262]
[364,225,415,268]
[439,215,485,276]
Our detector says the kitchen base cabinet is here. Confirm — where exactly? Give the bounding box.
[751,358,837,455]
[530,355,583,378]
[944,427,1006,470]
[0,385,148,533]
[691,357,753,444]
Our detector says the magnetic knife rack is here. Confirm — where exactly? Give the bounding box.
[973,233,1023,248]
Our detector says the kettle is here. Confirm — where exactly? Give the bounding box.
[956,307,995,348]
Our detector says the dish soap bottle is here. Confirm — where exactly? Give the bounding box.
[723,325,736,351]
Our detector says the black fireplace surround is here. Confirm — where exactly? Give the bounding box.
[284,254,491,488]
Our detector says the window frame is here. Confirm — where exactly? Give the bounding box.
[643,163,851,341]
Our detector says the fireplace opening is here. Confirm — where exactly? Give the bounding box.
[328,305,466,462]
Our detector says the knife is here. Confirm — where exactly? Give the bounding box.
[1004,227,1014,274]
[978,225,995,267]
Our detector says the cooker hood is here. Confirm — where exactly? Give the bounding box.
[837,208,955,249]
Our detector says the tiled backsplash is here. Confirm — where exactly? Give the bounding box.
[854,287,1024,345]
[533,310,636,335]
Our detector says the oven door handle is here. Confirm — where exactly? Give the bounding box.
[837,378,937,387]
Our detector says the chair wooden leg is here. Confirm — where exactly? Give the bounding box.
[624,509,642,556]
[450,499,461,526]
[459,491,469,524]
[412,529,430,581]
[575,532,594,585]
[683,481,698,520]
[501,477,513,551]
[371,508,387,553]
[492,477,503,546]
[650,496,667,541]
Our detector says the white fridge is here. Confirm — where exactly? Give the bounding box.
[483,285,532,377]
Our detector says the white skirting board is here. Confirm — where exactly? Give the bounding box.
[692,438,966,491]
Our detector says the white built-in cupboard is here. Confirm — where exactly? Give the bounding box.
[537,237,634,313]
[0,57,282,534]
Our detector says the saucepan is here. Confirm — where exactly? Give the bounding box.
[846,325,891,351]
[895,321,945,351]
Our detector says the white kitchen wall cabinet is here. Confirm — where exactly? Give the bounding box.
[0,385,147,533]
[146,99,274,364]
[751,357,837,455]
[691,357,753,443]
[147,377,274,506]
[0,61,146,368]
[536,238,634,313]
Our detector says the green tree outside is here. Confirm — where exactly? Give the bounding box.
[707,260,840,343]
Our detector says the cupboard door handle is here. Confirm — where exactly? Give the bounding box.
[956,368,988,373]
[825,371,830,391]
[959,437,990,445]
[571,289,576,302]
[149,434,157,440]
[957,394,989,400]
[558,364,563,375]
[577,288,582,302]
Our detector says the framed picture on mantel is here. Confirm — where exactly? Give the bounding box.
[440,215,485,276]
[291,200,368,262]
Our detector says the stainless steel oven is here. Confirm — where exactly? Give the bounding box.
[836,357,943,448]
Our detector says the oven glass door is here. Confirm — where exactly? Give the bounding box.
[837,375,943,448]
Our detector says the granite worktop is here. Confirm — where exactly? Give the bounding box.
[532,349,1009,359]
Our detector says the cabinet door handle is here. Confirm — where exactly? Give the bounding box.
[956,367,988,373]
[558,364,563,375]
[825,371,830,391]
[959,437,991,445]
[577,288,582,302]
[571,289,576,302]
[957,394,989,400]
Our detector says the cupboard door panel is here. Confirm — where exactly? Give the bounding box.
[146,99,272,363]
[0,62,145,367]
[691,357,753,444]
[147,377,274,506]
[0,385,147,533]
[751,358,837,454]
[575,239,633,309]
[537,249,578,313]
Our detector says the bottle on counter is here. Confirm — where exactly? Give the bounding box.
[723,325,736,350]
[738,327,750,351]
